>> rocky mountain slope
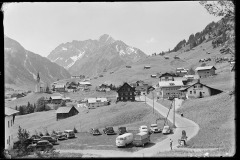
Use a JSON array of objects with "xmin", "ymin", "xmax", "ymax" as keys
[
  {"xmin": 4, "ymin": 35, "xmax": 71, "ymax": 90},
  {"xmin": 47, "ymin": 34, "xmax": 147, "ymax": 76},
  {"xmin": 171, "ymin": 16, "xmax": 235, "ymax": 53}
]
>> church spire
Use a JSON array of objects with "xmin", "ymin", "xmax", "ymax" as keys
[{"xmin": 37, "ymin": 72, "xmax": 40, "ymax": 83}]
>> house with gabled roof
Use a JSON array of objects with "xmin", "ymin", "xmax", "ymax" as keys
[
  {"xmin": 159, "ymin": 72, "xmax": 177, "ymax": 81},
  {"xmin": 87, "ymin": 97, "xmax": 109, "ymax": 109},
  {"xmin": 49, "ymin": 96, "xmax": 63, "ymax": 104},
  {"xmin": 195, "ymin": 66, "xmax": 216, "ymax": 78},
  {"xmin": 56, "ymin": 105, "xmax": 79, "ymax": 121},
  {"xmin": 179, "ymin": 80, "xmax": 222, "ymax": 99},
  {"xmin": 5, "ymin": 107, "xmax": 19, "ymax": 149},
  {"xmin": 117, "ymin": 82, "xmax": 135, "ymax": 101},
  {"xmin": 155, "ymin": 81, "xmax": 184, "ymax": 98}
]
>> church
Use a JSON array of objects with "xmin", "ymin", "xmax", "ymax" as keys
[{"xmin": 35, "ymin": 72, "xmax": 47, "ymax": 93}]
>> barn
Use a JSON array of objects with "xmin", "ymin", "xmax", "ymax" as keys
[{"xmin": 56, "ymin": 106, "xmax": 79, "ymax": 121}]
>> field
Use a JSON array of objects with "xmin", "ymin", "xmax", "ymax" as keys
[{"xmin": 13, "ymin": 101, "xmax": 171, "ymax": 143}]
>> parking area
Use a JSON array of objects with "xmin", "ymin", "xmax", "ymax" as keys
[{"xmin": 54, "ymin": 130, "xmax": 167, "ymax": 152}]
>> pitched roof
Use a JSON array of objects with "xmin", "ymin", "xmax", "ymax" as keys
[
  {"xmin": 159, "ymin": 72, "xmax": 177, "ymax": 78},
  {"xmin": 56, "ymin": 106, "xmax": 78, "ymax": 113},
  {"xmin": 117, "ymin": 82, "xmax": 135, "ymax": 92},
  {"xmin": 5, "ymin": 107, "xmax": 19, "ymax": 116},
  {"xmin": 195, "ymin": 66, "xmax": 216, "ymax": 71},
  {"xmin": 158, "ymin": 81, "xmax": 183, "ymax": 87},
  {"xmin": 50, "ymin": 96, "xmax": 63, "ymax": 100},
  {"xmin": 180, "ymin": 81, "xmax": 222, "ymax": 92}
]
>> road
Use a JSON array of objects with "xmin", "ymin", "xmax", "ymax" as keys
[{"xmin": 56, "ymin": 96, "xmax": 200, "ymax": 157}]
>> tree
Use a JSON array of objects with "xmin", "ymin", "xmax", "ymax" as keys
[
  {"xmin": 46, "ymin": 85, "xmax": 50, "ymax": 93},
  {"xmin": 73, "ymin": 126, "xmax": 78, "ymax": 133},
  {"xmin": 19, "ymin": 106, "xmax": 25, "ymax": 115},
  {"xmin": 35, "ymin": 97, "xmax": 45, "ymax": 112},
  {"xmin": 16, "ymin": 126, "xmax": 30, "ymax": 156},
  {"xmin": 15, "ymin": 105, "xmax": 18, "ymax": 111},
  {"xmin": 201, "ymin": 63, "xmax": 207, "ymax": 67},
  {"xmin": 188, "ymin": 68, "xmax": 195, "ymax": 75},
  {"xmin": 60, "ymin": 100, "xmax": 66, "ymax": 106},
  {"xmin": 199, "ymin": 1, "xmax": 234, "ymax": 18}
]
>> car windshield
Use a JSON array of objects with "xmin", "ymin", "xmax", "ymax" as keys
[
  {"xmin": 142, "ymin": 127, "xmax": 147, "ymax": 129},
  {"xmin": 163, "ymin": 126, "xmax": 169, "ymax": 129},
  {"xmin": 151, "ymin": 125, "xmax": 157, "ymax": 127},
  {"xmin": 134, "ymin": 135, "xmax": 142, "ymax": 140}
]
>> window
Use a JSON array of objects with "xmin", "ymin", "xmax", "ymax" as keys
[
  {"xmin": 194, "ymin": 90, "xmax": 196, "ymax": 94},
  {"xmin": 190, "ymin": 91, "xmax": 192, "ymax": 94},
  {"xmin": 194, "ymin": 85, "xmax": 196, "ymax": 88},
  {"xmin": 8, "ymin": 121, "xmax": 9, "ymax": 128}
]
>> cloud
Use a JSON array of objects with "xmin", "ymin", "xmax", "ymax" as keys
[{"xmin": 146, "ymin": 37, "xmax": 157, "ymax": 44}]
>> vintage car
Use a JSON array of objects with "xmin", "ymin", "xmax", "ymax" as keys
[
  {"xmin": 103, "ymin": 127, "xmax": 116, "ymax": 135},
  {"xmin": 27, "ymin": 140, "xmax": 53, "ymax": 151},
  {"xmin": 55, "ymin": 131, "xmax": 68, "ymax": 140},
  {"xmin": 40, "ymin": 136, "xmax": 58, "ymax": 145},
  {"xmin": 118, "ymin": 127, "xmax": 127, "ymax": 135},
  {"xmin": 90, "ymin": 128, "xmax": 102, "ymax": 136},
  {"xmin": 150, "ymin": 124, "xmax": 162, "ymax": 133},
  {"xmin": 64, "ymin": 130, "xmax": 76, "ymax": 138},
  {"xmin": 139, "ymin": 125, "xmax": 148, "ymax": 133},
  {"xmin": 162, "ymin": 125, "xmax": 173, "ymax": 134}
]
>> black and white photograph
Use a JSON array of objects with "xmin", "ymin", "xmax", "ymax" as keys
[{"xmin": 3, "ymin": 1, "xmax": 235, "ymax": 158}]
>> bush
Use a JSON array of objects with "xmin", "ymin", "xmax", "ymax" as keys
[{"xmin": 39, "ymin": 132, "xmax": 43, "ymax": 137}]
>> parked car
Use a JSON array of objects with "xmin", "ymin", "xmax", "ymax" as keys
[
  {"xmin": 150, "ymin": 124, "xmax": 162, "ymax": 133},
  {"xmin": 29, "ymin": 135, "xmax": 42, "ymax": 143},
  {"xmin": 64, "ymin": 130, "xmax": 75, "ymax": 138},
  {"xmin": 90, "ymin": 128, "xmax": 102, "ymax": 136},
  {"xmin": 103, "ymin": 127, "xmax": 116, "ymax": 135},
  {"xmin": 162, "ymin": 125, "xmax": 173, "ymax": 134},
  {"xmin": 118, "ymin": 127, "xmax": 127, "ymax": 135},
  {"xmin": 40, "ymin": 136, "xmax": 58, "ymax": 145},
  {"xmin": 139, "ymin": 125, "xmax": 148, "ymax": 133},
  {"xmin": 55, "ymin": 131, "xmax": 68, "ymax": 140},
  {"xmin": 27, "ymin": 140, "xmax": 53, "ymax": 151},
  {"xmin": 116, "ymin": 133, "xmax": 133, "ymax": 147},
  {"xmin": 133, "ymin": 132, "xmax": 150, "ymax": 147}
]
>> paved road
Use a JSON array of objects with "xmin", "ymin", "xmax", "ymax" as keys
[{"xmin": 57, "ymin": 96, "xmax": 199, "ymax": 157}]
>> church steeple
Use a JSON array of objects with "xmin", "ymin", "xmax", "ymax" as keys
[{"xmin": 37, "ymin": 72, "xmax": 40, "ymax": 83}]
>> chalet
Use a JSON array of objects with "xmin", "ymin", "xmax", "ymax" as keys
[
  {"xmin": 87, "ymin": 98, "xmax": 109, "ymax": 109},
  {"xmin": 98, "ymin": 84, "xmax": 111, "ymax": 92},
  {"xmin": 184, "ymin": 75, "xmax": 200, "ymax": 82},
  {"xmin": 54, "ymin": 84, "xmax": 66, "ymax": 92},
  {"xmin": 117, "ymin": 83, "xmax": 135, "ymax": 101},
  {"xmin": 159, "ymin": 72, "xmax": 177, "ymax": 81},
  {"xmin": 5, "ymin": 107, "xmax": 19, "ymax": 150},
  {"xmin": 155, "ymin": 81, "xmax": 184, "ymax": 99},
  {"xmin": 56, "ymin": 106, "xmax": 79, "ymax": 121},
  {"xmin": 144, "ymin": 66, "xmax": 151, "ymax": 69},
  {"xmin": 62, "ymin": 97, "xmax": 71, "ymax": 102},
  {"xmin": 179, "ymin": 80, "xmax": 222, "ymax": 99},
  {"xmin": 195, "ymin": 66, "xmax": 216, "ymax": 78},
  {"xmin": 49, "ymin": 96, "xmax": 63, "ymax": 104},
  {"xmin": 135, "ymin": 84, "xmax": 154, "ymax": 96},
  {"xmin": 176, "ymin": 68, "xmax": 188, "ymax": 77}
]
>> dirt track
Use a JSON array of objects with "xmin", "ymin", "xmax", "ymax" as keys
[{"xmin": 56, "ymin": 96, "xmax": 200, "ymax": 157}]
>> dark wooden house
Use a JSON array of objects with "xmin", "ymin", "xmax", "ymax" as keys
[
  {"xmin": 117, "ymin": 83, "xmax": 135, "ymax": 101},
  {"xmin": 56, "ymin": 106, "xmax": 79, "ymax": 121},
  {"xmin": 49, "ymin": 96, "xmax": 63, "ymax": 104}
]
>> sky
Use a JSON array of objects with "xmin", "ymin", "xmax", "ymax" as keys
[{"xmin": 3, "ymin": 2, "xmax": 223, "ymax": 57}]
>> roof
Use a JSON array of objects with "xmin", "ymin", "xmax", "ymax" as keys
[
  {"xmin": 79, "ymin": 82, "xmax": 91, "ymax": 85},
  {"xmin": 180, "ymin": 81, "xmax": 222, "ymax": 92},
  {"xmin": 195, "ymin": 66, "xmax": 216, "ymax": 71},
  {"xmin": 50, "ymin": 96, "xmax": 63, "ymax": 100},
  {"xmin": 54, "ymin": 84, "xmax": 65, "ymax": 88},
  {"xmin": 56, "ymin": 106, "xmax": 78, "ymax": 113},
  {"xmin": 158, "ymin": 81, "xmax": 183, "ymax": 87},
  {"xmin": 5, "ymin": 107, "xmax": 19, "ymax": 116},
  {"xmin": 159, "ymin": 72, "xmax": 177, "ymax": 78},
  {"xmin": 87, "ymin": 98, "xmax": 108, "ymax": 103},
  {"xmin": 117, "ymin": 82, "xmax": 135, "ymax": 93}
]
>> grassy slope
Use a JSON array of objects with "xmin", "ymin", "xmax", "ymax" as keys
[{"xmin": 13, "ymin": 101, "xmax": 171, "ymax": 141}]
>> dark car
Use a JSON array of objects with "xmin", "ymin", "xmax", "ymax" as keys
[
  {"xmin": 55, "ymin": 131, "xmax": 68, "ymax": 140},
  {"xmin": 27, "ymin": 140, "xmax": 53, "ymax": 151},
  {"xmin": 29, "ymin": 135, "xmax": 42, "ymax": 143},
  {"xmin": 90, "ymin": 128, "xmax": 101, "ymax": 136},
  {"xmin": 103, "ymin": 127, "xmax": 116, "ymax": 135},
  {"xmin": 118, "ymin": 127, "xmax": 127, "ymax": 135},
  {"xmin": 40, "ymin": 136, "xmax": 58, "ymax": 145}
]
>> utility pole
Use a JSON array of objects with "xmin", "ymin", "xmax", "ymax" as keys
[
  {"xmin": 152, "ymin": 91, "xmax": 154, "ymax": 114},
  {"xmin": 173, "ymin": 97, "xmax": 176, "ymax": 128}
]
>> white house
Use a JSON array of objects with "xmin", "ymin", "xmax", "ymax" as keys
[
  {"xmin": 180, "ymin": 80, "xmax": 222, "ymax": 99},
  {"xmin": 155, "ymin": 81, "xmax": 184, "ymax": 98},
  {"xmin": 87, "ymin": 98, "xmax": 109, "ymax": 109},
  {"xmin": 5, "ymin": 107, "xmax": 19, "ymax": 150}
]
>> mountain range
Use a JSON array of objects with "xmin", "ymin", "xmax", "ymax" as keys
[
  {"xmin": 47, "ymin": 34, "xmax": 147, "ymax": 76},
  {"xmin": 4, "ymin": 35, "xmax": 71, "ymax": 90}
]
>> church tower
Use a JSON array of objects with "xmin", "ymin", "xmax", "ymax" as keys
[{"xmin": 35, "ymin": 72, "xmax": 41, "ymax": 92}]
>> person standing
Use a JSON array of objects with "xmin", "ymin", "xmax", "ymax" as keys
[{"xmin": 170, "ymin": 139, "xmax": 173, "ymax": 150}]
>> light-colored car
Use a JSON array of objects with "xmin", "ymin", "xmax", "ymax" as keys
[
  {"xmin": 139, "ymin": 125, "xmax": 148, "ymax": 133},
  {"xmin": 116, "ymin": 133, "xmax": 133, "ymax": 147},
  {"xmin": 150, "ymin": 124, "xmax": 162, "ymax": 133},
  {"xmin": 162, "ymin": 125, "xmax": 172, "ymax": 134},
  {"xmin": 64, "ymin": 130, "xmax": 75, "ymax": 138}
]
